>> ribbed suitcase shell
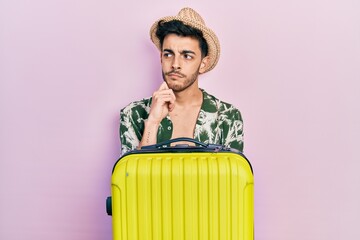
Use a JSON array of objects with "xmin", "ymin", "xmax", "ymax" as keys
[{"xmin": 111, "ymin": 150, "xmax": 253, "ymax": 240}]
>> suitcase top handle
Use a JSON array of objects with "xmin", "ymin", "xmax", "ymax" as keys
[
  {"xmin": 116, "ymin": 137, "xmax": 251, "ymax": 173},
  {"xmin": 141, "ymin": 137, "xmax": 209, "ymax": 150}
]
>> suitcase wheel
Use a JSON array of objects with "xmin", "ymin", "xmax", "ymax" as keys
[{"xmin": 106, "ymin": 196, "xmax": 112, "ymax": 216}]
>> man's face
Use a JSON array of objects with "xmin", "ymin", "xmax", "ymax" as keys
[{"xmin": 161, "ymin": 34, "xmax": 208, "ymax": 92}]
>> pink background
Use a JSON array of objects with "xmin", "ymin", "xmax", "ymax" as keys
[{"xmin": 1, "ymin": 0, "xmax": 360, "ymax": 239}]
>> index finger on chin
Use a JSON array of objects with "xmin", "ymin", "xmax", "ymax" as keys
[{"xmin": 159, "ymin": 81, "xmax": 169, "ymax": 90}]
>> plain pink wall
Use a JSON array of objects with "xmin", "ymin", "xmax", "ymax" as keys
[{"xmin": 1, "ymin": 0, "xmax": 360, "ymax": 239}]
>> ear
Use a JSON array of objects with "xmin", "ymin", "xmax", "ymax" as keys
[
  {"xmin": 198, "ymin": 56, "xmax": 210, "ymax": 74},
  {"xmin": 160, "ymin": 52, "xmax": 163, "ymax": 63}
]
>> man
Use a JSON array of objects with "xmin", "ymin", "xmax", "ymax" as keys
[{"xmin": 120, "ymin": 7, "xmax": 244, "ymax": 154}]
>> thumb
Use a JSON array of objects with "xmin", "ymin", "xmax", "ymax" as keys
[{"xmin": 168, "ymin": 102, "xmax": 175, "ymax": 112}]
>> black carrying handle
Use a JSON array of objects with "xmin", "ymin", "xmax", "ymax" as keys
[{"xmin": 141, "ymin": 137, "xmax": 208, "ymax": 149}]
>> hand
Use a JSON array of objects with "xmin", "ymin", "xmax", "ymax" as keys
[{"xmin": 148, "ymin": 82, "xmax": 176, "ymax": 124}]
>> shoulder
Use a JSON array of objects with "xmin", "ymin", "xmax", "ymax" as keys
[
  {"xmin": 120, "ymin": 97, "xmax": 152, "ymax": 115},
  {"xmin": 201, "ymin": 89, "xmax": 242, "ymax": 118}
]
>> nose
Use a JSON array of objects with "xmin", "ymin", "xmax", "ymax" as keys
[{"xmin": 171, "ymin": 56, "xmax": 181, "ymax": 70}]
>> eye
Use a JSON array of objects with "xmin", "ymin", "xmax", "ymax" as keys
[
  {"xmin": 183, "ymin": 54, "xmax": 193, "ymax": 60},
  {"xmin": 163, "ymin": 52, "xmax": 173, "ymax": 58}
]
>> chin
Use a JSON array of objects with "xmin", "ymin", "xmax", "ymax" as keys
[
  {"xmin": 164, "ymin": 78, "xmax": 178, "ymax": 89},
  {"xmin": 167, "ymin": 83, "xmax": 181, "ymax": 92}
]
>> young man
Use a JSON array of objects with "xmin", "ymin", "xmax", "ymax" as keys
[{"xmin": 120, "ymin": 7, "xmax": 244, "ymax": 154}]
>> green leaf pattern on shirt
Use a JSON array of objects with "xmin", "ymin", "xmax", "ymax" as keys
[{"xmin": 120, "ymin": 89, "xmax": 243, "ymax": 154}]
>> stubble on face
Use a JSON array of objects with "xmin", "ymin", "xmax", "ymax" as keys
[{"xmin": 162, "ymin": 65, "xmax": 200, "ymax": 92}]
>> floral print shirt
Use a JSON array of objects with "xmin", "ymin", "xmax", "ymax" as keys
[{"xmin": 120, "ymin": 89, "xmax": 244, "ymax": 154}]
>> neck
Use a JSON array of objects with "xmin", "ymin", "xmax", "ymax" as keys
[{"xmin": 174, "ymin": 81, "xmax": 202, "ymax": 106}]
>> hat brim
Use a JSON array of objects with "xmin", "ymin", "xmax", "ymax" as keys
[{"xmin": 150, "ymin": 16, "xmax": 220, "ymax": 73}]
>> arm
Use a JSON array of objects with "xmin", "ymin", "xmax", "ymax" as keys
[
  {"xmin": 120, "ymin": 82, "xmax": 176, "ymax": 154},
  {"xmin": 138, "ymin": 82, "xmax": 176, "ymax": 148},
  {"xmin": 120, "ymin": 107, "xmax": 141, "ymax": 155},
  {"xmin": 223, "ymin": 108, "xmax": 244, "ymax": 152},
  {"xmin": 138, "ymin": 119, "xmax": 160, "ymax": 148}
]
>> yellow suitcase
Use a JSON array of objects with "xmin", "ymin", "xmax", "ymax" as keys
[{"xmin": 107, "ymin": 138, "xmax": 254, "ymax": 240}]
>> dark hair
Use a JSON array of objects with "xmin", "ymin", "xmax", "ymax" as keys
[{"xmin": 156, "ymin": 20, "xmax": 208, "ymax": 58}]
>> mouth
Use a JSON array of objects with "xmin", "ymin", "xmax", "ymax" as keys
[
  {"xmin": 166, "ymin": 71, "xmax": 185, "ymax": 78},
  {"xmin": 168, "ymin": 74, "xmax": 182, "ymax": 78}
]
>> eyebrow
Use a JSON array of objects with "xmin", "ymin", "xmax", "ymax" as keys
[
  {"xmin": 163, "ymin": 49, "xmax": 174, "ymax": 54},
  {"xmin": 163, "ymin": 49, "xmax": 196, "ymax": 55},
  {"xmin": 181, "ymin": 50, "xmax": 196, "ymax": 55}
]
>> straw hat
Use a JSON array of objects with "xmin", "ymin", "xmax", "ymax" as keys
[{"xmin": 150, "ymin": 7, "xmax": 220, "ymax": 73}]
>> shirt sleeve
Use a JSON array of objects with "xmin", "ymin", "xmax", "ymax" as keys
[
  {"xmin": 119, "ymin": 108, "xmax": 141, "ymax": 155},
  {"xmin": 222, "ymin": 108, "xmax": 244, "ymax": 152}
]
